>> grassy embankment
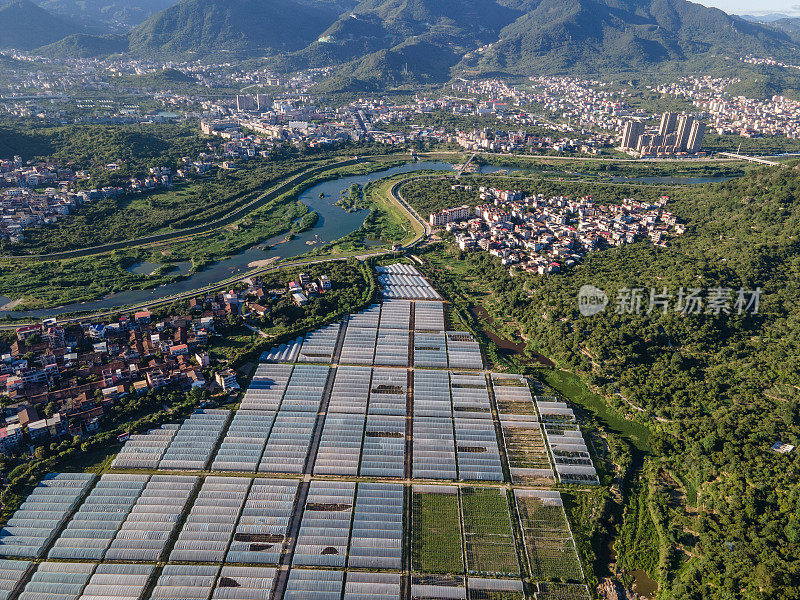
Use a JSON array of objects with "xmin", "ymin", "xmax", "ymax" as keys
[{"xmin": 0, "ymin": 158, "xmax": 405, "ymax": 310}]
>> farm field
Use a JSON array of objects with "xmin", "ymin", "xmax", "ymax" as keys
[
  {"xmin": 412, "ymin": 487, "xmax": 464, "ymax": 574},
  {"xmin": 461, "ymin": 487, "xmax": 520, "ymax": 577}
]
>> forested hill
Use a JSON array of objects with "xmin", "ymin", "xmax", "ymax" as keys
[
  {"xmin": 22, "ymin": 0, "xmax": 800, "ymax": 89},
  {"xmin": 0, "ymin": 0, "xmax": 79, "ymax": 50},
  {"xmin": 282, "ymin": 0, "xmax": 800, "ymax": 88},
  {"xmin": 127, "ymin": 0, "xmax": 344, "ymax": 59},
  {"xmin": 464, "ymin": 0, "xmax": 800, "ymax": 75},
  {"xmin": 771, "ymin": 17, "xmax": 800, "ymax": 43},
  {"xmin": 35, "ymin": 0, "xmax": 178, "ymax": 30},
  {"xmin": 413, "ymin": 165, "xmax": 800, "ymax": 597},
  {"xmin": 527, "ymin": 167, "xmax": 800, "ymax": 597}
]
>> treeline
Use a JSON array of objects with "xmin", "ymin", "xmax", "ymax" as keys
[{"xmin": 0, "ymin": 121, "xmax": 205, "ymax": 181}]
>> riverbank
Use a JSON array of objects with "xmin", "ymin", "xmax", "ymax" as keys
[{"xmin": 0, "ymin": 160, "xmax": 453, "ymax": 319}]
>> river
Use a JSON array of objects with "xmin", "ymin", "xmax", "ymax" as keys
[{"xmin": 1, "ymin": 161, "xmax": 457, "ymax": 320}]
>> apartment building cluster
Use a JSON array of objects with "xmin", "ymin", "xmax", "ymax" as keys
[
  {"xmin": 452, "ymin": 127, "xmax": 610, "ymax": 155},
  {"xmin": 619, "ymin": 112, "xmax": 706, "ymax": 157},
  {"xmin": 451, "ymin": 76, "xmax": 633, "ymax": 134},
  {"xmin": 696, "ymin": 94, "xmax": 800, "ymax": 139},
  {"xmin": 653, "ymin": 75, "xmax": 800, "ymax": 139},
  {"xmin": 212, "ymin": 85, "xmax": 614, "ymax": 156},
  {"xmin": 200, "ymin": 92, "xmax": 381, "ymax": 150},
  {"xmin": 526, "ymin": 76, "xmax": 632, "ymax": 132},
  {"xmin": 740, "ymin": 55, "xmax": 800, "ymax": 70},
  {"xmin": 437, "ymin": 187, "xmax": 684, "ymax": 274},
  {"xmin": 0, "ymin": 159, "xmax": 111, "ymax": 243}
]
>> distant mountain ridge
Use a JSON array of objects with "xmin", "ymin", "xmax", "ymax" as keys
[
  {"xmin": 740, "ymin": 13, "xmax": 796, "ymax": 23},
  {"xmin": 1, "ymin": 0, "xmax": 798, "ymax": 92},
  {"xmin": 769, "ymin": 18, "xmax": 800, "ymax": 43},
  {"xmin": 299, "ymin": 0, "xmax": 800, "ymax": 89},
  {"xmin": 35, "ymin": 0, "xmax": 179, "ymax": 31},
  {"xmin": 127, "ymin": 0, "xmax": 345, "ymax": 58},
  {"xmin": 462, "ymin": 0, "xmax": 799, "ymax": 75},
  {"xmin": 0, "ymin": 0, "xmax": 79, "ymax": 50}
]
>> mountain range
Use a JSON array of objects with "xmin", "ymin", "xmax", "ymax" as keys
[
  {"xmin": 0, "ymin": 0, "xmax": 78, "ymax": 50},
  {"xmin": 128, "ymin": 0, "xmax": 345, "ymax": 58},
  {"xmin": 35, "ymin": 0, "xmax": 178, "ymax": 31},
  {"xmin": 3, "ymin": 0, "xmax": 800, "ymax": 90},
  {"xmin": 741, "ymin": 13, "xmax": 796, "ymax": 23},
  {"xmin": 768, "ymin": 18, "xmax": 800, "ymax": 43}
]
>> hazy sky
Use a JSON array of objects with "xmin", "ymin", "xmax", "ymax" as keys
[{"xmin": 694, "ymin": 1, "xmax": 800, "ymax": 16}]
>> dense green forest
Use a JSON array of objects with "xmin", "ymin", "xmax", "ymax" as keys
[
  {"xmin": 412, "ymin": 165, "xmax": 800, "ymax": 599},
  {"xmin": 0, "ymin": 122, "xmax": 206, "ymax": 177}
]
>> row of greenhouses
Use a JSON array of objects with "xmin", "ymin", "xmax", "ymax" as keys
[
  {"xmin": 16, "ymin": 562, "xmax": 154, "ymax": 600},
  {"xmin": 3, "ymin": 559, "xmax": 549, "ymax": 600},
  {"xmin": 0, "ymin": 473, "xmax": 94, "ymax": 558},
  {"xmin": 377, "ymin": 265, "xmax": 443, "ymax": 300},
  {"xmin": 536, "ymin": 401, "xmax": 599, "ymax": 486},
  {"xmin": 112, "ymin": 410, "xmax": 229, "ymax": 471},
  {"xmin": 0, "ymin": 476, "xmax": 586, "ymax": 597}
]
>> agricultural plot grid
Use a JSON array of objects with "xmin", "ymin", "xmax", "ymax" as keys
[{"xmin": 0, "ymin": 264, "xmax": 600, "ymax": 600}]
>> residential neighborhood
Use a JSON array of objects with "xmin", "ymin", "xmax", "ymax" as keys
[
  {"xmin": 433, "ymin": 186, "xmax": 684, "ymax": 274},
  {"xmin": 0, "ymin": 269, "xmax": 334, "ymax": 455}
]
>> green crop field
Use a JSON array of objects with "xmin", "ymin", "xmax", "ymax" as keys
[
  {"xmin": 461, "ymin": 487, "xmax": 520, "ymax": 577},
  {"xmin": 535, "ymin": 582, "xmax": 591, "ymax": 600},
  {"xmin": 412, "ymin": 490, "xmax": 464, "ymax": 574},
  {"xmin": 515, "ymin": 493, "xmax": 584, "ymax": 581},
  {"xmin": 469, "ymin": 591, "xmax": 526, "ymax": 600}
]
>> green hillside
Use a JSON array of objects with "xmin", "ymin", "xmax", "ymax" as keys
[
  {"xmin": 36, "ymin": 0, "xmax": 178, "ymax": 30},
  {"xmin": 5, "ymin": 0, "xmax": 800, "ymax": 92},
  {"xmin": 0, "ymin": 0, "xmax": 79, "ymax": 50},
  {"xmin": 463, "ymin": 0, "xmax": 800, "ymax": 75},
  {"xmin": 300, "ymin": 0, "xmax": 800, "ymax": 90},
  {"xmin": 282, "ymin": 0, "xmax": 520, "ymax": 71},
  {"xmin": 128, "ymin": 0, "xmax": 342, "ymax": 59},
  {"xmin": 771, "ymin": 17, "xmax": 800, "ymax": 43},
  {"xmin": 36, "ymin": 33, "xmax": 129, "ymax": 58}
]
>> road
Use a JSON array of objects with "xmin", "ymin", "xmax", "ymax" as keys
[
  {"xmin": 456, "ymin": 151, "xmax": 478, "ymax": 179},
  {"xmin": 3, "ymin": 155, "xmax": 394, "ymax": 261},
  {"xmin": 423, "ymin": 149, "xmax": 750, "ymax": 164},
  {"xmin": 718, "ymin": 152, "xmax": 783, "ymax": 167},
  {"xmin": 242, "ymin": 322, "xmax": 271, "ymax": 340},
  {"xmin": 0, "ymin": 172, "xmax": 432, "ymax": 327},
  {"xmin": 0, "ymin": 148, "xmax": 750, "ymax": 326}
]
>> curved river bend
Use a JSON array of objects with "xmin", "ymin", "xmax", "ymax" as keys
[
  {"xmin": 1, "ymin": 161, "xmax": 732, "ymax": 321},
  {"xmin": 1, "ymin": 161, "xmax": 457, "ymax": 320}
]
